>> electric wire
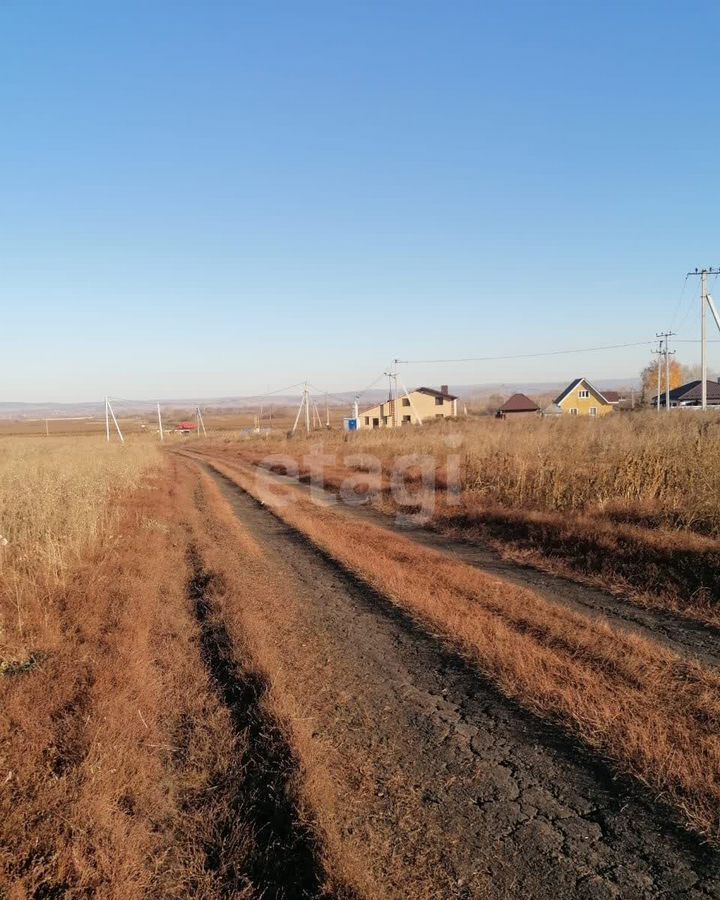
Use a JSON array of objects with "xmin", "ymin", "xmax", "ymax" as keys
[
  {"xmin": 669, "ymin": 273, "xmax": 691, "ymax": 332},
  {"xmin": 395, "ymin": 340, "xmax": 656, "ymax": 366}
]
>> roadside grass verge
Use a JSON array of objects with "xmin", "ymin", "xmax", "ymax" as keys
[
  {"xmin": 191, "ymin": 413, "xmax": 720, "ymax": 627},
  {"xmin": 0, "ymin": 435, "xmax": 160, "ymax": 660},
  {"xmin": 205, "ymin": 456, "xmax": 720, "ymax": 845},
  {"xmin": 0, "ymin": 442, "xmax": 334, "ymax": 897}
]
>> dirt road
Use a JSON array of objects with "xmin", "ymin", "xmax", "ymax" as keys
[
  {"xmin": 185, "ymin": 456, "xmax": 720, "ymax": 898},
  {"xmin": 189, "ymin": 448, "xmax": 720, "ymax": 667}
]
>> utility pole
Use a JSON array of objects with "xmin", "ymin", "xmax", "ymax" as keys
[
  {"xmin": 686, "ymin": 268, "xmax": 720, "ymax": 410},
  {"xmin": 292, "ymin": 383, "xmax": 312, "ymax": 435},
  {"xmin": 157, "ymin": 403, "xmax": 164, "ymax": 441},
  {"xmin": 653, "ymin": 339, "xmax": 663, "ymax": 412},
  {"xmin": 385, "ymin": 361, "xmax": 401, "ymax": 427},
  {"xmin": 105, "ymin": 398, "xmax": 124, "ymax": 443},
  {"xmin": 656, "ymin": 331, "xmax": 675, "ymax": 412},
  {"xmin": 384, "ymin": 368, "xmax": 393, "ymax": 427},
  {"xmin": 195, "ymin": 407, "xmax": 207, "ymax": 437},
  {"xmin": 665, "ymin": 338, "xmax": 675, "ymax": 412},
  {"xmin": 702, "ymin": 270, "xmax": 707, "ymax": 410}
]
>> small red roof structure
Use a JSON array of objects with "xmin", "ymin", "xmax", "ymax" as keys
[
  {"xmin": 497, "ymin": 393, "xmax": 540, "ymax": 415},
  {"xmin": 176, "ymin": 421, "xmax": 197, "ymax": 431}
]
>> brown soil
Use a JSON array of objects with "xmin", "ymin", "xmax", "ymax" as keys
[
  {"xmin": 187, "ymin": 448, "xmax": 720, "ymax": 667},
  {"xmin": 0, "ymin": 464, "xmax": 337, "ymax": 899},
  {"xmin": 6, "ymin": 447, "xmax": 720, "ymax": 897},
  {"xmin": 194, "ymin": 443, "xmax": 720, "ymax": 629},
  {"xmin": 179, "ymin": 454, "xmax": 720, "ymax": 897}
]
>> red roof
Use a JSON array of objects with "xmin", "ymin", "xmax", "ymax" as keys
[
  {"xmin": 499, "ymin": 393, "xmax": 539, "ymax": 413},
  {"xmin": 176, "ymin": 421, "xmax": 197, "ymax": 429}
]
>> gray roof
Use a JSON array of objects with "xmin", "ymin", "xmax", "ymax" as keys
[
  {"xmin": 554, "ymin": 377, "xmax": 611, "ymax": 406},
  {"xmin": 416, "ymin": 386, "xmax": 458, "ymax": 400},
  {"xmin": 654, "ymin": 380, "xmax": 720, "ymax": 404}
]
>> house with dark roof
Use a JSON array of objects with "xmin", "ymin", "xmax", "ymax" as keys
[
  {"xmin": 359, "ymin": 385, "xmax": 458, "ymax": 428},
  {"xmin": 496, "ymin": 393, "xmax": 540, "ymax": 418},
  {"xmin": 652, "ymin": 379, "xmax": 720, "ymax": 408},
  {"xmin": 554, "ymin": 378, "xmax": 615, "ymax": 417},
  {"xmin": 601, "ymin": 390, "xmax": 624, "ymax": 404}
]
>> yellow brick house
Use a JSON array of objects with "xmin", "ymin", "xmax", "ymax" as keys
[
  {"xmin": 359, "ymin": 385, "xmax": 458, "ymax": 428},
  {"xmin": 553, "ymin": 378, "xmax": 616, "ymax": 417}
]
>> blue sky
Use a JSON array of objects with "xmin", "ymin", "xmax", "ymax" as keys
[{"xmin": 2, "ymin": 1, "xmax": 719, "ymax": 401}]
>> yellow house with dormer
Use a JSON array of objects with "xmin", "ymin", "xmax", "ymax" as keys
[{"xmin": 554, "ymin": 378, "xmax": 615, "ymax": 417}]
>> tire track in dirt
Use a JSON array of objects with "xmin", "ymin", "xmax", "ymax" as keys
[
  {"xmin": 200, "ymin": 462, "xmax": 720, "ymax": 898},
  {"xmin": 188, "ymin": 451, "xmax": 720, "ymax": 667},
  {"xmin": 185, "ymin": 542, "xmax": 333, "ymax": 899}
]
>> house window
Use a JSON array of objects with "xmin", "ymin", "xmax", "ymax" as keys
[
  {"xmin": 402, "ymin": 398, "xmax": 410, "ymax": 407},
  {"xmin": 569, "ymin": 408, "xmax": 578, "ymax": 416},
  {"xmin": 364, "ymin": 417, "xmax": 370, "ymax": 426},
  {"xmin": 402, "ymin": 415, "xmax": 411, "ymax": 423},
  {"xmin": 578, "ymin": 389, "xmax": 589, "ymax": 399},
  {"xmin": 589, "ymin": 407, "xmax": 597, "ymax": 417},
  {"xmin": 435, "ymin": 396, "xmax": 443, "ymax": 406},
  {"xmin": 372, "ymin": 418, "xmax": 379, "ymax": 427}
]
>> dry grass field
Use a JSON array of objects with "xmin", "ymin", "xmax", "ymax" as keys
[
  {"xmin": 200, "ymin": 412, "xmax": 720, "ymax": 624},
  {"xmin": 207, "ymin": 410, "xmax": 720, "ymax": 531},
  {"xmin": 3, "ymin": 416, "xmax": 720, "ymax": 897},
  {"xmin": 0, "ymin": 436, "xmax": 161, "ymax": 658},
  {"xmin": 0, "ymin": 437, "xmax": 340, "ymax": 897}
]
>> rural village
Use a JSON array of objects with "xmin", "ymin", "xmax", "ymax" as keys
[{"xmin": 3, "ymin": 4, "xmax": 720, "ymax": 900}]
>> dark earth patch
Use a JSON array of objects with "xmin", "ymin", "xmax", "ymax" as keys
[
  {"xmin": 201, "ymin": 452, "xmax": 720, "ymax": 667},
  {"xmin": 204, "ymin": 462, "xmax": 720, "ymax": 899},
  {"xmin": 186, "ymin": 544, "xmax": 335, "ymax": 899}
]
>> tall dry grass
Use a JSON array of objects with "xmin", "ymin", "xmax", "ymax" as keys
[
  {"xmin": 0, "ymin": 435, "xmax": 160, "ymax": 657},
  {"xmin": 206, "ymin": 456, "xmax": 720, "ymax": 843},
  {"xmin": 226, "ymin": 413, "xmax": 720, "ymax": 532},
  {"xmin": 198, "ymin": 413, "xmax": 720, "ymax": 621}
]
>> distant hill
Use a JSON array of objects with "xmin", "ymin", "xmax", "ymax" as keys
[{"xmin": 0, "ymin": 378, "xmax": 641, "ymax": 420}]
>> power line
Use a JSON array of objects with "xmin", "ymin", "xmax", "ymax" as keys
[
  {"xmin": 395, "ymin": 340, "xmax": 656, "ymax": 366},
  {"xmin": 676, "ymin": 272, "xmax": 719, "ymax": 334},
  {"xmin": 354, "ymin": 371, "xmax": 387, "ymax": 398},
  {"xmin": 306, "ymin": 382, "xmax": 356, "ymax": 405},
  {"xmin": 669, "ymin": 273, "xmax": 691, "ymax": 332}
]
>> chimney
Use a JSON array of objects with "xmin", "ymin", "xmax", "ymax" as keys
[{"xmin": 441, "ymin": 384, "xmax": 448, "ymax": 395}]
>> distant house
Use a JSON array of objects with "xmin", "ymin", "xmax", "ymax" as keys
[
  {"xmin": 359, "ymin": 385, "xmax": 458, "ymax": 428},
  {"xmin": 652, "ymin": 379, "xmax": 720, "ymax": 408},
  {"xmin": 601, "ymin": 390, "xmax": 623, "ymax": 405},
  {"xmin": 175, "ymin": 420, "xmax": 197, "ymax": 434},
  {"xmin": 496, "ymin": 393, "xmax": 540, "ymax": 418},
  {"xmin": 542, "ymin": 403, "xmax": 564, "ymax": 417},
  {"xmin": 554, "ymin": 378, "xmax": 615, "ymax": 417}
]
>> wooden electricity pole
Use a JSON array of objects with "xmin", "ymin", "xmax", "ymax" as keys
[{"xmin": 687, "ymin": 268, "xmax": 720, "ymax": 410}]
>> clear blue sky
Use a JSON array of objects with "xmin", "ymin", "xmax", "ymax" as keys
[{"xmin": 2, "ymin": 0, "xmax": 719, "ymax": 402}]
